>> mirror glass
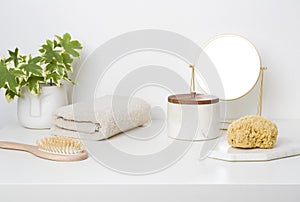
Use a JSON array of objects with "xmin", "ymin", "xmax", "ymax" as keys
[{"xmin": 201, "ymin": 35, "xmax": 261, "ymax": 100}]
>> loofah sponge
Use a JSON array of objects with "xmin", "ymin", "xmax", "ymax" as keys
[{"xmin": 227, "ymin": 115, "xmax": 278, "ymax": 149}]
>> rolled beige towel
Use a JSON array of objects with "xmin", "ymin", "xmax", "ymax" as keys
[{"xmin": 51, "ymin": 95, "xmax": 151, "ymax": 140}]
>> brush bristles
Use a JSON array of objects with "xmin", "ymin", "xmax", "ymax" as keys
[{"xmin": 36, "ymin": 136, "xmax": 85, "ymax": 155}]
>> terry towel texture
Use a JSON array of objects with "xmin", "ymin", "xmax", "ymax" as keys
[{"xmin": 51, "ymin": 95, "xmax": 151, "ymax": 140}]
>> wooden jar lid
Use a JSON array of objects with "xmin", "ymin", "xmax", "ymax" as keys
[{"xmin": 168, "ymin": 93, "xmax": 219, "ymax": 105}]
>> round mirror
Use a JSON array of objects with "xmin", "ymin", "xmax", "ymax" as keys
[{"xmin": 201, "ymin": 34, "xmax": 261, "ymax": 100}]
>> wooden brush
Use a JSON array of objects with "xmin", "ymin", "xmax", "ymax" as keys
[{"xmin": 0, "ymin": 136, "xmax": 88, "ymax": 161}]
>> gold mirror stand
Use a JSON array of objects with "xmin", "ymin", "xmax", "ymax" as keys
[
  {"xmin": 257, "ymin": 67, "xmax": 267, "ymax": 116},
  {"xmin": 189, "ymin": 65, "xmax": 196, "ymax": 98},
  {"xmin": 220, "ymin": 66, "xmax": 267, "ymax": 130},
  {"xmin": 188, "ymin": 65, "xmax": 267, "ymax": 130}
]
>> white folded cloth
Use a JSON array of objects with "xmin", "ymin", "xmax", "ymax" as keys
[{"xmin": 51, "ymin": 95, "xmax": 151, "ymax": 140}]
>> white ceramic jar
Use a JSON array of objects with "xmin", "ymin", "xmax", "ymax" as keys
[
  {"xmin": 167, "ymin": 93, "xmax": 220, "ymax": 141},
  {"xmin": 17, "ymin": 84, "xmax": 68, "ymax": 129}
]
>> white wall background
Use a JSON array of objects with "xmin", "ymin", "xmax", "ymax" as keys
[{"xmin": 0, "ymin": 0, "xmax": 299, "ymax": 127}]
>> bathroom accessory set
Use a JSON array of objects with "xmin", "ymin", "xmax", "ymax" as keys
[{"xmin": 2, "ymin": 31, "xmax": 295, "ymax": 163}]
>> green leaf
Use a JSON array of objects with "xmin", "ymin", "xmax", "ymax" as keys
[
  {"xmin": 65, "ymin": 63, "xmax": 73, "ymax": 72},
  {"xmin": 63, "ymin": 74, "xmax": 76, "ymax": 85},
  {"xmin": 41, "ymin": 40, "xmax": 63, "ymax": 63},
  {"xmin": 56, "ymin": 33, "xmax": 82, "ymax": 57},
  {"xmin": 27, "ymin": 76, "xmax": 44, "ymax": 95},
  {"xmin": 70, "ymin": 40, "xmax": 82, "ymax": 49},
  {"xmin": 8, "ymin": 48, "xmax": 19, "ymax": 67},
  {"xmin": 62, "ymin": 52, "xmax": 73, "ymax": 64},
  {"xmin": 20, "ymin": 56, "xmax": 43, "ymax": 76},
  {"xmin": 57, "ymin": 64, "xmax": 65, "ymax": 75},
  {"xmin": 53, "ymin": 40, "xmax": 61, "ymax": 48},
  {"xmin": 0, "ymin": 60, "xmax": 19, "ymax": 93},
  {"xmin": 20, "ymin": 55, "xmax": 27, "ymax": 63},
  {"xmin": 45, "ymin": 62, "xmax": 57, "ymax": 73},
  {"xmin": 29, "ymin": 56, "xmax": 42, "ymax": 64},
  {"xmin": 61, "ymin": 52, "xmax": 73, "ymax": 72},
  {"xmin": 5, "ymin": 57, "xmax": 13, "ymax": 63},
  {"xmin": 5, "ymin": 89, "xmax": 18, "ymax": 102},
  {"xmin": 45, "ymin": 62, "xmax": 65, "ymax": 75},
  {"xmin": 46, "ymin": 72, "xmax": 62, "ymax": 86},
  {"xmin": 9, "ymin": 68, "xmax": 26, "ymax": 86},
  {"xmin": 19, "ymin": 78, "xmax": 27, "ymax": 87},
  {"xmin": 20, "ymin": 64, "xmax": 42, "ymax": 77}
]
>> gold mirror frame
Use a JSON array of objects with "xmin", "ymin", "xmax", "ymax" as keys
[{"xmin": 200, "ymin": 34, "xmax": 266, "ymax": 116}]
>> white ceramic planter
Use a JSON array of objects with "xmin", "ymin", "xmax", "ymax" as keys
[
  {"xmin": 17, "ymin": 84, "xmax": 68, "ymax": 129},
  {"xmin": 167, "ymin": 94, "xmax": 220, "ymax": 141}
]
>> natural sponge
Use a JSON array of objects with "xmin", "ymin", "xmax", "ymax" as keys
[{"xmin": 227, "ymin": 115, "xmax": 278, "ymax": 149}]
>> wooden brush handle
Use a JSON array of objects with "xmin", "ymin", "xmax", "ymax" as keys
[
  {"xmin": 0, "ymin": 141, "xmax": 88, "ymax": 162},
  {"xmin": 0, "ymin": 141, "xmax": 36, "ymax": 152}
]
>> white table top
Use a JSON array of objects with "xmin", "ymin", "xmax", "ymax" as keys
[{"xmin": 1, "ymin": 119, "xmax": 300, "ymax": 201}]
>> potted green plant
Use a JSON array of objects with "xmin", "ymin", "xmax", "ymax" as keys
[{"xmin": 0, "ymin": 33, "xmax": 82, "ymax": 129}]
